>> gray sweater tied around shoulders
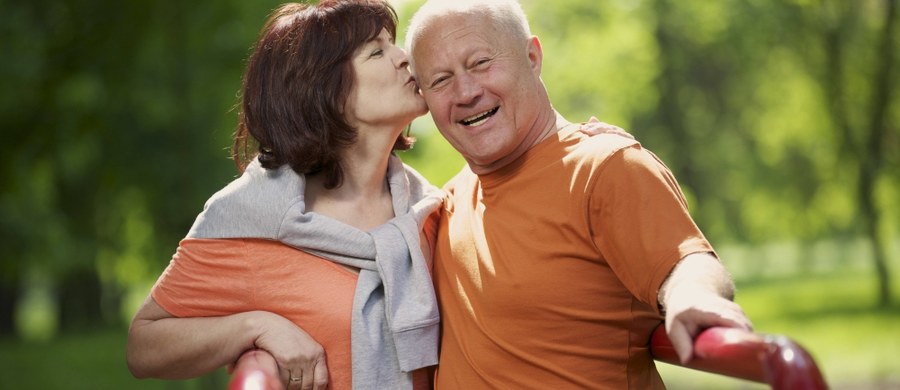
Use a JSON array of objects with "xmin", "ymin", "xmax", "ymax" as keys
[{"xmin": 186, "ymin": 154, "xmax": 444, "ymax": 389}]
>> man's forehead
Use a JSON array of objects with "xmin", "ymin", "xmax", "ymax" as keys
[
  {"xmin": 413, "ymin": 39, "xmax": 490, "ymax": 78},
  {"xmin": 414, "ymin": 16, "xmax": 491, "ymax": 56}
]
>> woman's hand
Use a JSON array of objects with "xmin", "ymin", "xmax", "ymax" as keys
[
  {"xmin": 577, "ymin": 116, "xmax": 634, "ymax": 139},
  {"xmin": 249, "ymin": 312, "xmax": 329, "ymax": 390},
  {"xmin": 126, "ymin": 298, "xmax": 329, "ymax": 390}
]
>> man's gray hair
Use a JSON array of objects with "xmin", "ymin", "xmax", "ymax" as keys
[{"xmin": 405, "ymin": 0, "xmax": 532, "ymax": 53}]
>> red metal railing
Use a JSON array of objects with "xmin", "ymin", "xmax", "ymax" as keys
[
  {"xmin": 650, "ymin": 325, "xmax": 828, "ymax": 390},
  {"xmin": 228, "ymin": 349, "xmax": 282, "ymax": 390},
  {"xmin": 229, "ymin": 325, "xmax": 829, "ymax": 389}
]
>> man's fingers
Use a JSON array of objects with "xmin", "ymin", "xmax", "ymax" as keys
[
  {"xmin": 666, "ymin": 320, "xmax": 696, "ymax": 364},
  {"xmin": 714, "ymin": 312, "xmax": 752, "ymax": 331},
  {"xmin": 709, "ymin": 301, "xmax": 753, "ymax": 331},
  {"xmin": 666, "ymin": 302, "xmax": 754, "ymax": 362}
]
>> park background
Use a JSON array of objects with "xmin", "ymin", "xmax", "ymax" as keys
[{"xmin": 1, "ymin": 0, "xmax": 897, "ymax": 388}]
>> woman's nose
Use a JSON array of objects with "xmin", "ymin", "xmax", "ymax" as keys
[{"xmin": 393, "ymin": 47, "xmax": 410, "ymax": 69}]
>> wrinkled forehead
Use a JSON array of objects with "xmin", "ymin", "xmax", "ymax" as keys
[
  {"xmin": 406, "ymin": 0, "xmax": 529, "ymax": 47},
  {"xmin": 409, "ymin": 11, "xmax": 498, "ymax": 71}
]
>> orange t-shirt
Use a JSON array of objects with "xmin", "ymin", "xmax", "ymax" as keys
[
  {"xmin": 151, "ymin": 237, "xmax": 432, "ymax": 390},
  {"xmin": 432, "ymin": 128, "xmax": 715, "ymax": 389},
  {"xmin": 152, "ymin": 238, "xmax": 357, "ymax": 389}
]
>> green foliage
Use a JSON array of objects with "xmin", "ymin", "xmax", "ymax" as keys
[
  {"xmin": 0, "ymin": 0, "xmax": 897, "ymax": 383},
  {"xmin": 534, "ymin": 0, "xmax": 895, "ymax": 248},
  {"xmin": 0, "ymin": 1, "xmax": 896, "ymax": 389},
  {"xmin": 0, "ymin": 0, "xmax": 287, "ymax": 334},
  {"xmin": 399, "ymin": 115, "xmax": 467, "ymax": 187},
  {"xmin": 660, "ymin": 246, "xmax": 900, "ymax": 388},
  {"xmin": 531, "ymin": 0, "xmax": 661, "ymax": 127}
]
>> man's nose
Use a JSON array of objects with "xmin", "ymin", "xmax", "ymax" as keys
[{"xmin": 453, "ymin": 73, "xmax": 482, "ymax": 105}]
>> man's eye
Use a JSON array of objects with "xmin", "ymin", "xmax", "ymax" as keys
[{"xmin": 430, "ymin": 76, "xmax": 449, "ymax": 89}]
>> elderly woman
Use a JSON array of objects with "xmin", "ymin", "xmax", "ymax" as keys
[{"xmin": 126, "ymin": 1, "xmax": 440, "ymax": 389}]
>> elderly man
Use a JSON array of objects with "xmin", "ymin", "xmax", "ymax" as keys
[{"xmin": 405, "ymin": 0, "xmax": 752, "ymax": 388}]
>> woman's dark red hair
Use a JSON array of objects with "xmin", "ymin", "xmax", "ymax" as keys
[{"xmin": 232, "ymin": 0, "xmax": 411, "ymax": 188}]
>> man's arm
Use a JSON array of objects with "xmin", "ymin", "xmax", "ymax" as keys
[
  {"xmin": 126, "ymin": 296, "xmax": 328, "ymax": 389},
  {"xmin": 658, "ymin": 252, "xmax": 753, "ymax": 363}
]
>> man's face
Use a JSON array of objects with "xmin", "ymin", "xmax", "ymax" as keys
[{"xmin": 412, "ymin": 13, "xmax": 544, "ymax": 174}]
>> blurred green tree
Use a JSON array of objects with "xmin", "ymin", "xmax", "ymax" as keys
[
  {"xmin": 0, "ymin": 0, "xmax": 896, "ymax": 342},
  {"xmin": 813, "ymin": 0, "xmax": 897, "ymax": 306},
  {"xmin": 0, "ymin": 0, "xmax": 286, "ymax": 334},
  {"xmin": 527, "ymin": 0, "xmax": 898, "ymax": 305}
]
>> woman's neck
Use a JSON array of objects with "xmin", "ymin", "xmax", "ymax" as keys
[
  {"xmin": 335, "ymin": 147, "xmax": 392, "ymax": 200},
  {"xmin": 304, "ymin": 124, "xmax": 400, "ymax": 230},
  {"xmin": 336, "ymin": 123, "xmax": 400, "ymax": 197}
]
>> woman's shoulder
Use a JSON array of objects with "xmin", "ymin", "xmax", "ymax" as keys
[{"xmin": 186, "ymin": 160, "xmax": 305, "ymax": 239}]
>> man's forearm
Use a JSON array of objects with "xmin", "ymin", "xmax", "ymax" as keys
[
  {"xmin": 658, "ymin": 252, "xmax": 735, "ymax": 312},
  {"xmin": 656, "ymin": 252, "xmax": 750, "ymax": 363}
]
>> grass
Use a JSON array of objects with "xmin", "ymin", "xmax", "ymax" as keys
[
  {"xmin": 658, "ymin": 268, "xmax": 900, "ymax": 389},
  {"xmin": 0, "ymin": 328, "xmax": 227, "ymax": 390}
]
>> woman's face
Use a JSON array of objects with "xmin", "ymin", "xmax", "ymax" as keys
[{"xmin": 344, "ymin": 28, "xmax": 427, "ymax": 131}]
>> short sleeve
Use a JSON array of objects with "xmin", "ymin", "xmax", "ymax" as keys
[
  {"xmin": 151, "ymin": 238, "xmax": 257, "ymax": 317},
  {"xmin": 588, "ymin": 146, "xmax": 715, "ymax": 310}
]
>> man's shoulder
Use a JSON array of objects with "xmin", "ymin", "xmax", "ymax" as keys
[{"xmin": 563, "ymin": 131, "xmax": 641, "ymax": 168}]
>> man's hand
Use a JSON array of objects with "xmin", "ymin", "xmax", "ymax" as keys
[
  {"xmin": 659, "ymin": 253, "xmax": 752, "ymax": 364},
  {"xmin": 577, "ymin": 116, "xmax": 634, "ymax": 139}
]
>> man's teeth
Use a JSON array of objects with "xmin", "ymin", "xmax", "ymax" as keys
[
  {"xmin": 464, "ymin": 116, "xmax": 490, "ymax": 127},
  {"xmin": 460, "ymin": 107, "xmax": 499, "ymax": 126}
]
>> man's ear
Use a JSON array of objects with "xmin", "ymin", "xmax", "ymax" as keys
[{"xmin": 527, "ymin": 36, "xmax": 543, "ymax": 76}]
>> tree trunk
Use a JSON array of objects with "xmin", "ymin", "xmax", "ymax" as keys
[
  {"xmin": 819, "ymin": 0, "xmax": 895, "ymax": 306},
  {"xmin": 0, "ymin": 283, "xmax": 18, "ymax": 335},
  {"xmin": 863, "ymin": 0, "xmax": 896, "ymax": 307},
  {"xmin": 651, "ymin": 0, "xmax": 704, "ymax": 200}
]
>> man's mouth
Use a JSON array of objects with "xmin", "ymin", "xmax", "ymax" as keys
[{"xmin": 459, "ymin": 107, "xmax": 499, "ymax": 127}]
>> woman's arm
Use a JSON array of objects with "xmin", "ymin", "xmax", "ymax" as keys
[{"xmin": 126, "ymin": 296, "xmax": 328, "ymax": 389}]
